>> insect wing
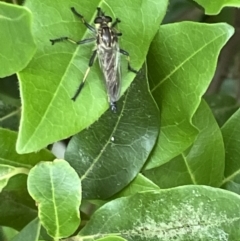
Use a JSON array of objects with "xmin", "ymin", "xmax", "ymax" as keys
[{"xmin": 97, "ymin": 42, "xmax": 121, "ymax": 103}]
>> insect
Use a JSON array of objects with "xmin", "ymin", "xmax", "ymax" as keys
[{"xmin": 50, "ymin": 7, "xmax": 138, "ymax": 113}]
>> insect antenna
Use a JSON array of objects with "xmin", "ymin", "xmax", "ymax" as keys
[{"xmin": 96, "ymin": 7, "xmax": 105, "ymax": 17}]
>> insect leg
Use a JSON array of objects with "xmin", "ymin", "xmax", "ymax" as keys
[
  {"xmin": 50, "ymin": 37, "xmax": 95, "ymax": 45},
  {"xmin": 112, "ymin": 18, "xmax": 121, "ymax": 28},
  {"xmin": 71, "ymin": 50, "xmax": 97, "ymax": 101},
  {"xmin": 120, "ymin": 49, "xmax": 138, "ymax": 74},
  {"xmin": 71, "ymin": 7, "xmax": 96, "ymax": 33}
]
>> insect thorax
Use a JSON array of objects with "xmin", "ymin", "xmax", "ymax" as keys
[{"xmin": 97, "ymin": 26, "xmax": 118, "ymax": 48}]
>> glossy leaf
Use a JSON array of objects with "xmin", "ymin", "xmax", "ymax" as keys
[
  {"xmin": 17, "ymin": 0, "xmax": 168, "ymax": 154},
  {"xmin": 0, "ymin": 128, "xmax": 54, "ymax": 230},
  {"xmin": 0, "ymin": 128, "xmax": 54, "ymax": 167},
  {"xmin": 0, "ymin": 2, "xmax": 36, "ymax": 77},
  {"xmin": 163, "ymin": 0, "xmax": 201, "ymax": 23},
  {"xmin": 204, "ymin": 94, "xmax": 239, "ymax": 127},
  {"xmin": 113, "ymin": 174, "xmax": 160, "ymax": 199},
  {"xmin": 144, "ymin": 100, "xmax": 225, "ymax": 188},
  {"xmin": 78, "ymin": 186, "xmax": 240, "ymax": 240},
  {"xmin": 221, "ymin": 108, "xmax": 240, "ymax": 194},
  {"xmin": 193, "ymin": 0, "xmax": 240, "ymax": 14},
  {"xmin": 91, "ymin": 174, "xmax": 160, "ymax": 207},
  {"xmin": 65, "ymin": 68, "xmax": 160, "ymax": 199},
  {"xmin": 146, "ymin": 22, "xmax": 234, "ymax": 169},
  {"xmin": 27, "ymin": 159, "xmax": 81, "ymax": 238},
  {"xmin": 11, "ymin": 218, "xmax": 41, "ymax": 241},
  {"xmin": 0, "ymin": 175, "xmax": 37, "ymax": 231}
]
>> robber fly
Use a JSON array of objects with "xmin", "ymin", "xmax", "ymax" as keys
[{"xmin": 50, "ymin": 7, "xmax": 137, "ymax": 113}]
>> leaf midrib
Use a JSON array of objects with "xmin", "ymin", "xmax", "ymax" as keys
[
  {"xmin": 20, "ymin": 6, "xmax": 102, "ymax": 152},
  {"xmin": 151, "ymin": 29, "xmax": 228, "ymax": 93}
]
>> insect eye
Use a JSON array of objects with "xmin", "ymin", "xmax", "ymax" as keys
[
  {"xmin": 94, "ymin": 17, "xmax": 103, "ymax": 24},
  {"xmin": 105, "ymin": 16, "xmax": 112, "ymax": 23}
]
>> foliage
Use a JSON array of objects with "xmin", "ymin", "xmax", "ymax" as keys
[{"xmin": 0, "ymin": 0, "xmax": 240, "ymax": 240}]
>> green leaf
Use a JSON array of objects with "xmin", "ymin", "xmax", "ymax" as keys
[
  {"xmin": 0, "ymin": 174, "xmax": 37, "ymax": 231},
  {"xmin": 118, "ymin": 174, "xmax": 160, "ymax": 195},
  {"xmin": 0, "ymin": 130, "xmax": 51, "ymax": 230},
  {"xmin": 0, "ymin": 75, "xmax": 21, "ymax": 131},
  {"xmin": 0, "ymin": 128, "xmax": 54, "ymax": 167},
  {"xmin": 78, "ymin": 186, "xmax": 240, "ymax": 240},
  {"xmin": 146, "ymin": 22, "xmax": 234, "ymax": 169},
  {"xmin": 0, "ymin": 128, "xmax": 53, "ymax": 230},
  {"xmin": 221, "ymin": 108, "xmax": 240, "ymax": 194},
  {"xmin": 27, "ymin": 159, "xmax": 81, "ymax": 239},
  {"xmin": 1, "ymin": 227, "xmax": 18, "ymax": 241},
  {"xmin": 0, "ymin": 2, "xmax": 36, "ymax": 77},
  {"xmin": 65, "ymin": 68, "xmax": 159, "ymax": 199},
  {"xmin": 16, "ymin": 0, "xmax": 168, "ymax": 154},
  {"xmin": 91, "ymin": 174, "xmax": 160, "ymax": 208},
  {"xmin": 0, "ymin": 125, "xmax": 54, "ymax": 230},
  {"xmin": 11, "ymin": 218, "xmax": 41, "ymax": 241},
  {"xmin": 0, "ymin": 75, "xmax": 20, "ymax": 105},
  {"xmin": 96, "ymin": 237, "xmax": 127, "ymax": 241},
  {"xmin": 0, "ymin": 164, "xmax": 29, "ymax": 192},
  {"xmin": 204, "ymin": 94, "xmax": 239, "ymax": 127},
  {"xmin": 0, "ymin": 100, "xmax": 21, "ymax": 131},
  {"xmin": 113, "ymin": 174, "xmax": 160, "ymax": 199},
  {"xmin": 163, "ymin": 0, "xmax": 200, "ymax": 23},
  {"xmin": 144, "ymin": 100, "xmax": 225, "ymax": 187},
  {"xmin": 193, "ymin": 0, "xmax": 240, "ymax": 15}
]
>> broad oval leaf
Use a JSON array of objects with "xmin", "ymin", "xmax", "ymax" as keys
[
  {"xmin": 16, "ymin": 0, "xmax": 168, "ymax": 154},
  {"xmin": 144, "ymin": 100, "xmax": 225, "ymax": 188},
  {"xmin": 0, "ymin": 2, "xmax": 36, "ymax": 77},
  {"xmin": 193, "ymin": 0, "xmax": 240, "ymax": 15},
  {"xmin": 65, "ymin": 68, "xmax": 160, "ymax": 199},
  {"xmin": 221, "ymin": 108, "xmax": 240, "ymax": 194},
  {"xmin": 78, "ymin": 186, "xmax": 240, "ymax": 240},
  {"xmin": 146, "ymin": 22, "xmax": 234, "ymax": 169},
  {"xmin": 27, "ymin": 159, "xmax": 81, "ymax": 239}
]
